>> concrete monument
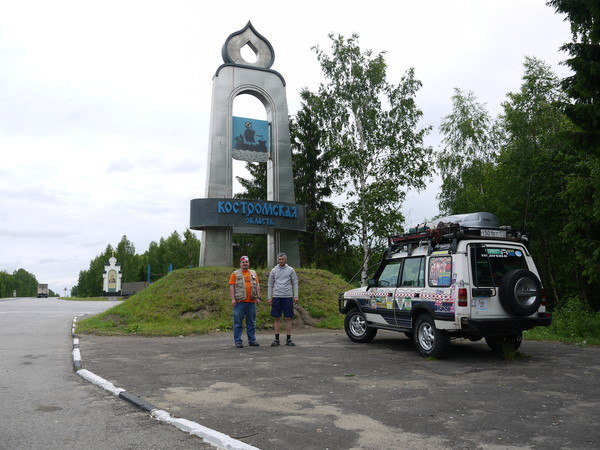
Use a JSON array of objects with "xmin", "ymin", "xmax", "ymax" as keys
[
  {"xmin": 102, "ymin": 256, "xmax": 122, "ymax": 296},
  {"xmin": 190, "ymin": 22, "xmax": 305, "ymax": 267}
]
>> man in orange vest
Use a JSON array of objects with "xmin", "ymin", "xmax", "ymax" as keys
[{"xmin": 229, "ymin": 256, "xmax": 261, "ymax": 348}]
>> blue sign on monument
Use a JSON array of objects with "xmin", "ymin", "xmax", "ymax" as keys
[
  {"xmin": 232, "ymin": 116, "xmax": 270, "ymax": 162},
  {"xmin": 190, "ymin": 198, "xmax": 306, "ymax": 232}
]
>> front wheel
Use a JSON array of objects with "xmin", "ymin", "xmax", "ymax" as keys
[
  {"xmin": 413, "ymin": 314, "xmax": 450, "ymax": 358},
  {"xmin": 344, "ymin": 308, "xmax": 377, "ymax": 343}
]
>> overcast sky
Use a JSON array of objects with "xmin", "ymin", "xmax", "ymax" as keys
[{"xmin": 1, "ymin": 1, "xmax": 572, "ymax": 295}]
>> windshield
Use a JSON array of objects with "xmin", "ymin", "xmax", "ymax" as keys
[{"xmin": 376, "ymin": 260, "xmax": 402, "ymax": 287}]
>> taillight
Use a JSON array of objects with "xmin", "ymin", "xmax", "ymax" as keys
[
  {"xmin": 458, "ymin": 288, "xmax": 468, "ymax": 307},
  {"xmin": 541, "ymin": 288, "xmax": 547, "ymax": 306}
]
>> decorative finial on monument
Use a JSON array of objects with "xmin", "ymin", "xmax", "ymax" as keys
[{"xmin": 221, "ymin": 21, "xmax": 275, "ymax": 69}]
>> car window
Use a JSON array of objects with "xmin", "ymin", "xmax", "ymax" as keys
[
  {"xmin": 429, "ymin": 256, "xmax": 452, "ymax": 287},
  {"xmin": 400, "ymin": 257, "xmax": 425, "ymax": 287},
  {"xmin": 470, "ymin": 244, "xmax": 528, "ymax": 287},
  {"xmin": 376, "ymin": 260, "xmax": 402, "ymax": 287}
]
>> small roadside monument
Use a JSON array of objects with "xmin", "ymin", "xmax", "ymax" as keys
[
  {"xmin": 102, "ymin": 255, "xmax": 122, "ymax": 296},
  {"xmin": 190, "ymin": 21, "xmax": 306, "ymax": 267}
]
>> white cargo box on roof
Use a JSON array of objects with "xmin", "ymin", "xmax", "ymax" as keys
[{"xmin": 435, "ymin": 212, "xmax": 499, "ymax": 228}]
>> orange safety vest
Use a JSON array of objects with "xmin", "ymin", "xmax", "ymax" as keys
[{"xmin": 233, "ymin": 269, "xmax": 259, "ymax": 301}]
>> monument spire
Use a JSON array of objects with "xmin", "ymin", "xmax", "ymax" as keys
[{"xmin": 221, "ymin": 21, "xmax": 275, "ymax": 69}]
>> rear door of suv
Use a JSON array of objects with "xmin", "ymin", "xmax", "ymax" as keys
[{"xmin": 468, "ymin": 243, "xmax": 530, "ymax": 318}]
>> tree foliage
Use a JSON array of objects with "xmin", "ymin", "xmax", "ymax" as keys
[
  {"xmin": 232, "ymin": 162, "xmax": 268, "ymax": 267},
  {"xmin": 547, "ymin": 0, "xmax": 600, "ymax": 144},
  {"xmin": 547, "ymin": 0, "xmax": 600, "ymax": 296},
  {"xmin": 233, "ymin": 90, "xmax": 356, "ymax": 276},
  {"xmin": 312, "ymin": 33, "xmax": 432, "ymax": 283},
  {"xmin": 290, "ymin": 90, "xmax": 355, "ymax": 277},
  {"xmin": 437, "ymin": 88, "xmax": 498, "ymax": 214},
  {"xmin": 0, "ymin": 268, "xmax": 39, "ymax": 297},
  {"xmin": 71, "ymin": 231, "xmax": 201, "ymax": 296},
  {"xmin": 496, "ymin": 58, "xmax": 582, "ymax": 306},
  {"xmin": 438, "ymin": 55, "xmax": 598, "ymax": 309},
  {"xmin": 236, "ymin": 162, "xmax": 267, "ymax": 200},
  {"xmin": 71, "ymin": 244, "xmax": 115, "ymax": 297}
]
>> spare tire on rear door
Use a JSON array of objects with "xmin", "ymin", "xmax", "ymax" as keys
[{"xmin": 498, "ymin": 269, "xmax": 542, "ymax": 316}]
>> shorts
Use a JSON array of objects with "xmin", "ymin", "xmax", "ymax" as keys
[{"xmin": 270, "ymin": 297, "xmax": 294, "ymax": 318}]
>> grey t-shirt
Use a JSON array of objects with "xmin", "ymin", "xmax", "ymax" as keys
[{"xmin": 267, "ymin": 264, "xmax": 299, "ymax": 299}]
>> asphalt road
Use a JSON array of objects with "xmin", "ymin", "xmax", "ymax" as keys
[
  {"xmin": 0, "ymin": 297, "xmax": 209, "ymax": 449},
  {"xmin": 80, "ymin": 325, "xmax": 600, "ymax": 449},
  {"xmin": 2, "ymin": 297, "xmax": 599, "ymax": 449}
]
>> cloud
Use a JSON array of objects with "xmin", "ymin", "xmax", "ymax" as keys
[
  {"xmin": 107, "ymin": 158, "xmax": 135, "ymax": 173},
  {"xmin": 0, "ymin": 229, "xmax": 77, "ymax": 239}
]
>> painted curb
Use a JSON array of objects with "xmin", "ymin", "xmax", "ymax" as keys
[
  {"xmin": 71, "ymin": 315, "xmax": 259, "ymax": 450},
  {"xmin": 72, "ymin": 317, "xmax": 82, "ymax": 370},
  {"xmin": 77, "ymin": 369, "xmax": 125, "ymax": 396},
  {"xmin": 152, "ymin": 410, "xmax": 259, "ymax": 450}
]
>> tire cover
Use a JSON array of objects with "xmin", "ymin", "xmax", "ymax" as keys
[{"xmin": 498, "ymin": 269, "xmax": 542, "ymax": 316}]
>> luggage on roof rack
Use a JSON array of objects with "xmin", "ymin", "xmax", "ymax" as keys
[
  {"xmin": 434, "ymin": 212, "xmax": 499, "ymax": 228},
  {"xmin": 388, "ymin": 212, "xmax": 528, "ymax": 254}
]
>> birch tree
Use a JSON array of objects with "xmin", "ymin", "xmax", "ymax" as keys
[{"xmin": 312, "ymin": 33, "xmax": 432, "ymax": 283}]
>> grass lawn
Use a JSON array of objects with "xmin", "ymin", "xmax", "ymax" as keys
[
  {"xmin": 76, "ymin": 268, "xmax": 599, "ymax": 346},
  {"xmin": 76, "ymin": 267, "xmax": 350, "ymax": 336}
]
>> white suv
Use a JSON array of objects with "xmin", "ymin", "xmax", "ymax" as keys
[{"xmin": 339, "ymin": 212, "xmax": 552, "ymax": 358}]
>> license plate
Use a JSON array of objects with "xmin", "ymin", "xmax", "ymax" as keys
[{"xmin": 481, "ymin": 229, "xmax": 507, "ymax": 238}]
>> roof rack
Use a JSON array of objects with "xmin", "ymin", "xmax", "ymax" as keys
[{"xmin": 388, "ymin": 224, "xmax": 528, "ymax": 254}]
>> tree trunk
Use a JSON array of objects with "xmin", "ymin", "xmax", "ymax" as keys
[
  {"xmin": 355, "ymin": 113, "xmax": 371, "ymax": 286},
  {"xmin": 361, "ymin": 221, "xmax": 369, "ymax": 286},
  {"xmin": 539, "ymin": 234, "xmax": 559, "ymax": 307},
  {"xmin": 359, "ymin": 172, "xmax": 369, "ymax": 286}
]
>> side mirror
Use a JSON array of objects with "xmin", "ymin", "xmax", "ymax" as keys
[{"xmin": 367, "ymin": 279, "xmax": 377, "ymax": 287}]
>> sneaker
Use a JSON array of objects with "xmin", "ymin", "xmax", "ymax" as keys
[
  {"xmin": 271, "ymin": 339, "xmax": 280, "ymax": 347},
  {"xmin": 235, "ymin": 342, "xmax": 243, "ymax": 348},
  {"xmin": 286, "ymin": 339, "xmax": 295, "ymax": 346},
  {"xmin": 249, "ymin": 341, "xmax": 260, "ymax": 347}
]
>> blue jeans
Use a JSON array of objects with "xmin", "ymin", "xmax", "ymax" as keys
[{"xmin": 233, "ymin": 302, "xmax": 256, "ymax": 344}]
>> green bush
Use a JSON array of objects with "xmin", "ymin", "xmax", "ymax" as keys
[
  {"xmin": 551, "ymin": 297, "xmax": 600, "ymax": 337},
  {"xmin": 525, "ymin": 296, "xmax": 600, "ymax": 345}
]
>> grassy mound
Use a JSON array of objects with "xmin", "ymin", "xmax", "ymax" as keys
[{"xmin": 76, "ymin": 267, "xmax": 351, "ymax": 336}]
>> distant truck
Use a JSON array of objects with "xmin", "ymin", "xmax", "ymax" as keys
[{"xmin": 37, "ymin": 284, "xmax": 48, "ymax": 298}]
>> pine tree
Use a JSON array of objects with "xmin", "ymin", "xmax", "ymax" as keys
[{"xmin": 547, "ymin": 0, "xmax": 600, "ymax": 306}]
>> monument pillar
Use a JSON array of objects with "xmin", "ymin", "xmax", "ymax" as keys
[{"xmin": 194, "ymin": 22, "xmax": 303, "ymax": 268}]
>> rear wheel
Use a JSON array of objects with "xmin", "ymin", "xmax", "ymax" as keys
[
  {"xmin": 344, "ymin": 308, "xmax": 378, "ymax": 343},
  {"xmin": 413, "ymin": 314, "xmax": 450, "ymax": 358},
  {"xmin": 485, "ymin": 333, "xmax": 522, "ymax": 353}
]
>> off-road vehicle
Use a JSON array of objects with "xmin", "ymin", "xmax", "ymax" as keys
[{"xmin": 339, "ymin": 212, "xmax": 551, "ymax": 358}]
